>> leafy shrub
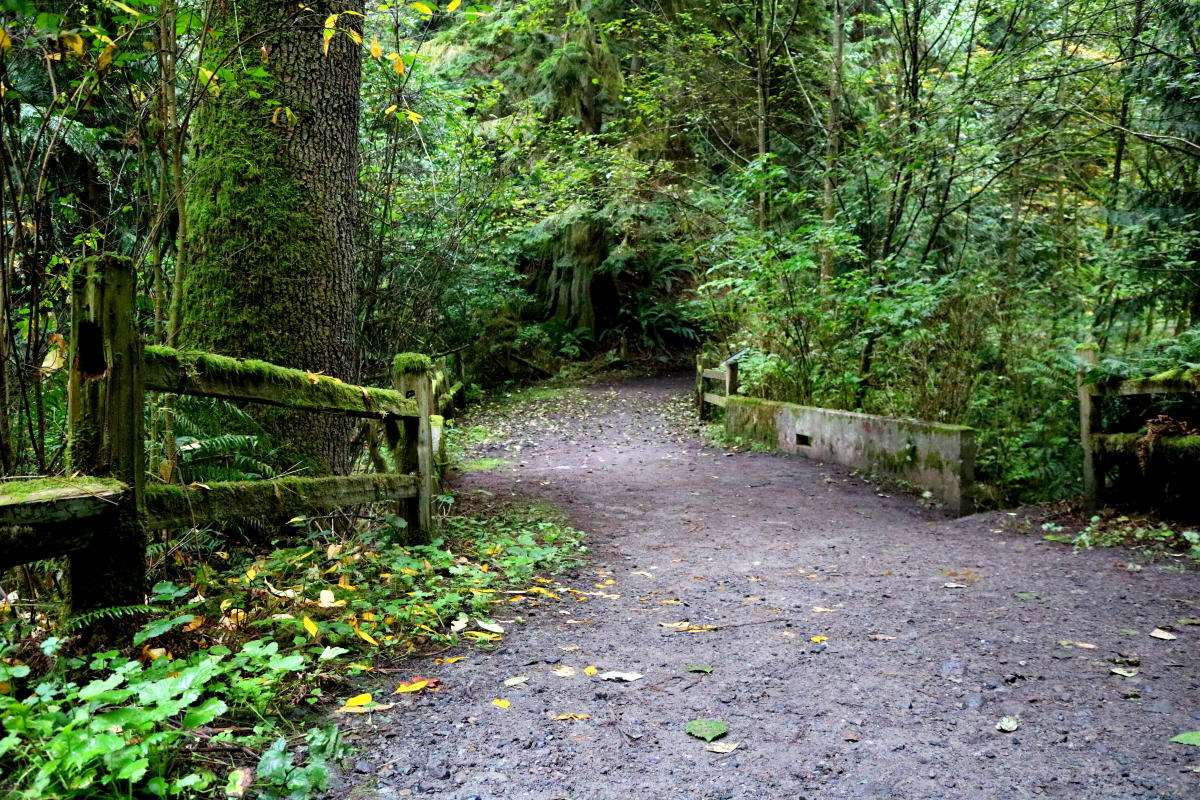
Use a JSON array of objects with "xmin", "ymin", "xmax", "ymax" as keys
[{"xmin": 0, "ymin": 634, "xmax": 334, "ymax": 800}]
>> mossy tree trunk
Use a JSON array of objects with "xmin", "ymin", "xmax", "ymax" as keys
[
  {"xmin": 548, "ymin": 218, "xmax": 613, "ymax": 334},
  {"xmin": 180, "ymin": 0, "xmax": 362, "ymax": 475}
]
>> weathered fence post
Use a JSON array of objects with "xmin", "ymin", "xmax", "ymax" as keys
[
  {"xmin": 696, "ymin": 354, "xmax": 709, "ymax": 421},
  {"xmin": 393, "ymin": 353, "xmax": 435, "ymax": 539},
  {"xmin": 1077, "ymin": 343, "xmax": 1100, "ymax": 511},
  {"xmin": 67, "ymin": 254, "xmax": 146, "ymax": 647},
  {"xmin": 725, "ymin": 359, "xmax": 739, "ymax": 399}
]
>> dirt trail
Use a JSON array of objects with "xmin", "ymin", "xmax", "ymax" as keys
[{"xmin": 336, "ymin": 374, "xmax": 1200, "ymax": 800}]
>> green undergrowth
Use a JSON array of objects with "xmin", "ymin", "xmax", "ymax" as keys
[
  {"xmin": 1042, "ymin": 513, "xmax": 1200, "ymax": 565},
  {"xmin": 0, "ymin": 502, "xmax": 586, "ymax": 799}
]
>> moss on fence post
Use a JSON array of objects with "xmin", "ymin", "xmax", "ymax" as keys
[
  {"xmin": 66, "ymin": 254, "xmax": 147, "ymax": 649},
  {"xmin": 392, "ymin": 354, "xmax": 435, "ymax": 542}
]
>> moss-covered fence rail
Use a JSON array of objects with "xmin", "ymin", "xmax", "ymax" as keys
[
  {"xmin": 1077, "ymin": 344, "xmax": 1200, "ymax": 512},
  {"xmin": 0, "ymin": 255, "xmax": 441, "ymax": 646}
]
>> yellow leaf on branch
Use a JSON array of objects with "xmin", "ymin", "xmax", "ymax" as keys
[{"xmin": 60, "ymin": 32, "xmax": 84, "ymax": 57}]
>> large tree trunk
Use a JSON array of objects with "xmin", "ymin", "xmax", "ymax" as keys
[{"xmin": 180, "ymin": 0, "xmax": 362, "ymax": 475}]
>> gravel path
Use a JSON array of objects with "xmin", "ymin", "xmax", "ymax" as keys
[{"xmin": 334, "ymin": 374, "xmax": 1200, "ymax": 800}]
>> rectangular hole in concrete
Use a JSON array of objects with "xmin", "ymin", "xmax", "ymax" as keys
[{"xmin": 795, "ymin": 433, "xmax": 811, "ymax": 447}]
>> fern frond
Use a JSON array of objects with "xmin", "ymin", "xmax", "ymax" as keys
[{"xmin": 65, "ymin": 604, "xmax": 157, "ymax": 631}]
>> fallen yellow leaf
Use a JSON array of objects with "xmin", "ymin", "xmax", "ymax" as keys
[
  {"xmin": 303, "ymin": 616, "xmax": 319, "ymax": 638},
  {"xmin": 811, "ymin": 635, "xmax": 829, "ymax": 643},
  {"xmin": 553, "ymin": 713, "xmax": 591, "ymax": 721},
  {"xmin": 345, "ymin": 693, "xmax": 373, "ymax": 707},
  {"xmin": 393, "ymin": 679, "xmax": 429, "ymax": 694},
  {"xmin": 492, "ymin": 698, "xmax": 511, "ymax": 709},
  {"xmin": 583, "ymin": 665, "xmax": 598, "ymax": 676},
  {"xmin": 435, "ymin": 656, "xmax": 464, "ymax": 664},
  {"xmin": 354, "ymin": 627, "xmax": 380, "ymax": 646},
  {"xmin": 336, "ymin": 702, "xmax": 394, "ymax": 714}
]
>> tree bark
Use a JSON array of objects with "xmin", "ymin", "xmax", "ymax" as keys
[
  {"xmin": 180, "ymin": 0, "xmax": 362, "ymax": 475},
  {"xmin": 820, "ymin": 0, "xmax": 843, "ymax": 283}
]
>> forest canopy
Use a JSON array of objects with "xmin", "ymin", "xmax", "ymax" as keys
[{"xmin": 2, "ymin": 0, "xmax": 1199, "ymax": 504}]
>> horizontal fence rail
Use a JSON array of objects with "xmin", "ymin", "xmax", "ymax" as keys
[
  {"xmin": 144, "ymin": 346, "xmax": 420, "ymax": 419},
  {"xmin": 142, "ymin": 474, "xmax": 420, "ymax": 529}
]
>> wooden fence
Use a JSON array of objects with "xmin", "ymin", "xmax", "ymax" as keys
[
  {"xmin": 0, "ymin": 255, "xmax": 445, "ymax": 645},
  {"xmin": 695, "ymin": 356, "xmax": 739, "ymax": 421},
  {"xmin": 1077, "ymin": 344, "xmax": 1199, "ymax": 511}
]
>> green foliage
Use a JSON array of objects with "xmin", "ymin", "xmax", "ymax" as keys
[
  {"xmin": 64, "ymin": 605, "xmax": 158, "ymax": 634},
  {"xmin": 1049, "ymin": 514, "xmax": 1200, "ymax": 563},
  {"xmin": 0, "ymin": 633, "xmax": 336, "ymax": 800},
  {"xmin": 0, "ymin": 495, "xmax": 586, "ymax": 799}
]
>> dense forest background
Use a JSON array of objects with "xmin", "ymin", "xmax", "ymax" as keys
[{"xmin": 2, "ymin": 0, "xmax": 1199, "ymax": 505}]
